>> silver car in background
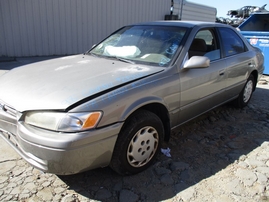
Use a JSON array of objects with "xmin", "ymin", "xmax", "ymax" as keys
[{"xmin": 0, "ymin": 21, "xmax": 264, "ymax": 175}]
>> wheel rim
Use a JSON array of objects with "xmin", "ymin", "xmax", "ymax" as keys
[
  {"xmin": 243, "ymin": 80, "xmax": 253, "ymax": 103},
  {"xmin": 127, "ymin": 126, "xmax": 159, "ymax": 168}
]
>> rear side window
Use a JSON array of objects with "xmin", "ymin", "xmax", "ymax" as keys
[{"xmin": 219, "ymin": 27, "xmax": 246, "ymax": 57}]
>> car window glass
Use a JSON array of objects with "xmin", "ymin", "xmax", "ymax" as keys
[
  {"xmin": 90, "ymin": 25, "xmax": 188, "ymax": 67},
  {"xmin": 195, "ymin": 30, "xmax": 213, "ymax": 45},
  {"xmin": 219, "ymin": 27, "xmax": 245, "ymax": 57},
  {"xmin": 189, "ymin": 29, "xmax": 220, "ymax": 61}
]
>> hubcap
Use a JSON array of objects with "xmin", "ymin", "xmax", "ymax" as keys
[
  {"xmin": 243, "ymin": 80, "xmax": 253, "ymax": 103},
  {"xmin": 127, "ymin": 126, "xmax": 159, "ymax": 167}
]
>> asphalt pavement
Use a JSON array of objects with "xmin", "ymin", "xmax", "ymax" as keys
[{"xmin": 0, "ymin": 56, "xmax": 61, "ymax": 75}]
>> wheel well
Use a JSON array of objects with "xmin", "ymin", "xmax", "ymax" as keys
[{"xmin": 140, "ymin": 103, "xmax": 171, "ymax": 142}]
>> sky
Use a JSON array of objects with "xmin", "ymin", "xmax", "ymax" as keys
[{"xmin": 189, "ymin": 0, "xmax": 268, "ymax": 18}]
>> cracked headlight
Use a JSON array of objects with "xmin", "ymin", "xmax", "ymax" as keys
[{"xmin": 24, "ymin": 111, "xmax": 102, "ymax": 132}]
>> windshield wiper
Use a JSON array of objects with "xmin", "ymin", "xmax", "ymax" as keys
[
  {"xmin": 115, "ymin": 57, "xmax": 135, "ymax": 64},
  {"xmin": 87, "ymin": 53, "xmax": 135, "ymax": 64},
  {"xmin": 87, "ymin": 52, "xmax": 100, "ymax": 57}
]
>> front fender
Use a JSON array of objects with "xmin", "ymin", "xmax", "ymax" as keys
[
  {"xmin": 69, "ymin": 67, "xmax": 180, "ymax": 128},
  {"xmin": 120, "ymin": 96, "xmax": 167, "ymax": 121}
]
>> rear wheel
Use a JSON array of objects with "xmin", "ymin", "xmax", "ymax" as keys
[
  {"xmin": 233, "ymin": 74, "xmax": 255, "ymax": 108},
  {"xmin": 110, "ymin": 110, "xmax": 164, "ymax": 175}
]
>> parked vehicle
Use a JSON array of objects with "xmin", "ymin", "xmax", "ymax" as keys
[
  {"xmin": 0, "ymin": 21, "xmax": 264, "ymax": 175},
  {"xmin": 238, "ymin": 13, "xmax": 269, "ymax": 75}
]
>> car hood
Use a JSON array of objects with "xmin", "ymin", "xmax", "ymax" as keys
[{"xmin": 0, "ymin": 55, "xmax": 164, "ymax": 112}]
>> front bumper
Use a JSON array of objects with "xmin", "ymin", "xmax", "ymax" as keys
[{"xmin": 0, "ymin": 109, "xmax": 123, "ymax": 175}]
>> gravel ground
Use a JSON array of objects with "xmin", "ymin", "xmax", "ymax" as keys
[{"xmin": 0, "ymin": 62, "xmax": 268, "ymax": 202}]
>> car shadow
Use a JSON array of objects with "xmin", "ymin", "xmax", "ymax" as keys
[{"xmin": 58, "ymin": 85, "xmax": 269, "ymax": 202}]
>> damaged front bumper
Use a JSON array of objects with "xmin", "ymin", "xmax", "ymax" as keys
[{"xmin": 0, "ymin": 106, "xmax": 122, "ymax": 175}]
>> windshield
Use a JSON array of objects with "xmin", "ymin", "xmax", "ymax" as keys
[{"xmin": 89, "ymin": 25, "xmax": 187, "ymax": 67}]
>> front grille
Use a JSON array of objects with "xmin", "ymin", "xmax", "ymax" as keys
[{"xmin": 1, "ymin": 130, "xmax": 18, "ymax": 147}]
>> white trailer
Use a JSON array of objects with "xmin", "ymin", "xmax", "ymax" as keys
[{"xmin": 170, "ymin": 0, "xmax": 217, "ymax": 22}]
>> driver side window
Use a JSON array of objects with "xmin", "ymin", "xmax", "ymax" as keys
[{"xmin": 189, "ymin": 29, "xmax": 220, "ymax": 61}]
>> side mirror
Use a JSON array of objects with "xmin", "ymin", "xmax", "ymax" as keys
[{"xmin": 183, "ymin": 56, "xmax": 210, "ymax": 69}]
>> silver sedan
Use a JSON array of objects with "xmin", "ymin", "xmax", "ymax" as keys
[{"xmin": 0, "ymin": 21, "xmax": 264, "ymax": 175}]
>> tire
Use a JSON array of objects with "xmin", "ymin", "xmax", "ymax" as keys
[
  {"xmin": 233, "ymin": 74, "xmax": 255, "ymax": 108},
  {"xmin": 110, "ymin": 109, "xmax": 164, "ymax": 175}
]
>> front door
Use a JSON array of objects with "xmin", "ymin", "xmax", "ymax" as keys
[{"xmin": 178, "ymin": 28, "xmax": 227, "ymax": 124}]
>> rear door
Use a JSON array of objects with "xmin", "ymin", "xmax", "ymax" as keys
[{"xmin": 218, "ymin": 27, "xmax": 253, "ymax": 98}]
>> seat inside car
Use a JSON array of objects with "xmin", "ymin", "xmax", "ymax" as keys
[{"xmin": 189, "ymin": 38, "xmax": 207, "ymax": 58}]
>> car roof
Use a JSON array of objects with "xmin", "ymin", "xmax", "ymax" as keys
[{"xmin": 131, "ymin": 20, "xmax": 227, "ymax": 28}]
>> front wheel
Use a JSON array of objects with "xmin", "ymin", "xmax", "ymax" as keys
[
  {"xmin": 110, "ymin": 110, "xmax": 164, "ymax": 175},
  {"xmin": 233, "ymin": 74, "xmax": 255, "ymax": 108}
]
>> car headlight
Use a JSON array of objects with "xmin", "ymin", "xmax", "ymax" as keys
[{"xmin": 24, "ymin": 111, "xmax": 102, "ymax": 132}]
